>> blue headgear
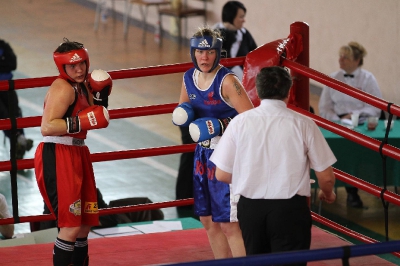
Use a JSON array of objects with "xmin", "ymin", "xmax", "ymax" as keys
[{"xmin": 190, "ymin": 36, "xmax": 223, "ymax": 72}]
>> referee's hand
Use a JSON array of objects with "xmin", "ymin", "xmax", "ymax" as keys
[{"xmin": 318, "ymin": 190, "xmax": 336, "ymax": 204}]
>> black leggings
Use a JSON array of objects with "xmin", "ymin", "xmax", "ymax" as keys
[{"xmin": 0, "ymin": 90, "xmax": 24, "ymax": 138}]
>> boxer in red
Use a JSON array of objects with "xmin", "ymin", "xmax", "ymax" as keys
[{"xmin": 34, "ymin": 38, "xmax": 112, "ymax": 266}]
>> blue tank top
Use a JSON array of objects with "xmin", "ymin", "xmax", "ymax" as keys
[{"xmin": 184, "ymin": 66, "xmax": 238, "ymax": 119}]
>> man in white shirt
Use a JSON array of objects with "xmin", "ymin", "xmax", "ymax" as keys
[
  {"xmin": 0, "ymin": 193, "xmax": 14, "ymax": 239},
  {"xmin": 318, "ymin": 42, "xmax": 382, "ymax": 208},
  {"xmin": 210, "ymin": 66, "xmax": 336, "ymax": 262}
]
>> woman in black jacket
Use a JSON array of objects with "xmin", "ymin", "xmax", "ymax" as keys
[{"xmin": 214, "ymin": 1, "xmax": 258, "ymax": 80}]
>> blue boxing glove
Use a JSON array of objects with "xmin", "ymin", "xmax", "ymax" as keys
[
  {"xmin": 189, "ymin": 117, "xmax": 232, "ymax": 142},
  {"xmin": 172, "ymin": 102, "xmax": 195, "ymax": 127},
  {"xmin": 189, "ymin": 117, "xmax": 221, "ymax": 142}
]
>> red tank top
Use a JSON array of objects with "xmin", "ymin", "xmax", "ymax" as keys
[{"xmin": 63, "ymin": 81, "xmax": 90, "ymax": 139}]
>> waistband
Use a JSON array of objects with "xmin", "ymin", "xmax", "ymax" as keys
[
  {"xmin": 43, "ymin": 136, "xmax": 85, "ymax": 146},
  {"xmin": 241, "ymin": 194, "xmax": 307, "ymax": 201},
  {"xmin": 198, "ymin": 136, "xmax": 221, "ymax": 149}
]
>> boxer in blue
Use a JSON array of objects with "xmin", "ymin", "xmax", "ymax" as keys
[{"xmin": 172, "ymin": 26, "xmax": 253, "ymax": 258}]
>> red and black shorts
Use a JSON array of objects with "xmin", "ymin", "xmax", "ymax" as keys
[{"xmin": 34, "ymin": 136, "xmax": 99, "ymax": 228}]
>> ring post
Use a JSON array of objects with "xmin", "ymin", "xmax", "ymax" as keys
[{"xmin": 289, "ymin": 21, "xmax": 310, "ymax": 111}]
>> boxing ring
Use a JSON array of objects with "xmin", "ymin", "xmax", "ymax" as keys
[{"xmin": 1, "ymin": 21, "xmax": 400, "ymax": 265}]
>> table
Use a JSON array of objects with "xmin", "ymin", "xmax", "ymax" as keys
[
  {"xmin": 93, "ymin": 0, "xmax": 170, "ymax": 44},
  {"xmin": 312, "ymin": 120, "xmax": 400, "ymax": 187},
  {"xmin": 158, "ymin": 0, "xmax": 207, "ymax": 47},
  {"xmin": 124, "ymin": 0, "xmax": 171, "ymax": 43}
]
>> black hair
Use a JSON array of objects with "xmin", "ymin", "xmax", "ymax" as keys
[
  {"xmin": 222, "ymin": 1, "xmax": 246, "ymax": 24},
  {"xmin": 54, "ymin": 37, "xmax": 84, "ymax": 53},
  {"xmin": 256, "ymin": 67, "xmax": 292, "ymax": 100}
]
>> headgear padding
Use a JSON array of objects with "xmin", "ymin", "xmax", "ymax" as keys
[
  {"xmin": 53, "ymin": 48, "xmax": 89, "ymax": 82},
  {"xmin": 190, "ymin": 36, "xmax": 222, "ymax": 72}
]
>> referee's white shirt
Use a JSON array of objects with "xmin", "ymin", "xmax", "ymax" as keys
[{"xmin": 210, "ymin": 99, "xmax": 337, "ymax": 199}]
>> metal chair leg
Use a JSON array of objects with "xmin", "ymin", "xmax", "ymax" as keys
[
  {"xmin": 158, "ymin": 13, "xmax": 163, "ymax": 47},
  {"xmin": 123, "ymin": 0, "xmax": 132, "ymax": 39},
  {"xmin": 139, "ymin": 5, "xmax": 150, "ymax": 45},
  {"xmin": 94, "ymin": 0, "xmax": 102, "ymax": 31},
  {"xmin": 177, "ymin": 18, "xmax": 182, "ymax": 48}
]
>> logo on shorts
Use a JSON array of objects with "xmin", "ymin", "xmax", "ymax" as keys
[
  {"xmin": 84, "ymin": 202, "xmax": 98, "ymax": 214},
  {"xmin": 69, "ymin": 199, "xmax": 81, "ymax": 216}
]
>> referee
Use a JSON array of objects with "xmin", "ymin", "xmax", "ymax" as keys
[{"xmin": 210, "ymin": 66, "xmax": 337, "ymax": 264}]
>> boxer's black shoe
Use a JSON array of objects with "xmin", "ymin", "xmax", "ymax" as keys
[
  {"xmin": 347, "ymin": 193, "xmax": 363, "ymax": 208},
  {"xmin": 15, "ymin": 138, "xmax": 33, "ymax": 159}
]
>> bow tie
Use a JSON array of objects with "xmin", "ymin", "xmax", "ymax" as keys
[{"xmin": 344, "ymin": 74, "xmax": 354, "ymax": 78}]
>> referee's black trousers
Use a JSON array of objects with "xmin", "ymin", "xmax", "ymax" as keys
[{"xmin": 238, "ymin": 195, "xmax": 312, "ymax": 266}]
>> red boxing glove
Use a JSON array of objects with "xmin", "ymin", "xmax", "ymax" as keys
[
  {"xmin": 88, "ymin": 69, "xmax": 112, "ymax": 94},
  {"xmin": 66, "ymin": 105, "xmax": 110, "ymax": 134},
  {"xmin": 88, "ymin": 69, "xmax": 112, "ymax": 108}
]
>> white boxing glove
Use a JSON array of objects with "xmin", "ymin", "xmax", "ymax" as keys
[{"xmin": 172, "ymin": 102, "xmax": 195, "ymax": 127}]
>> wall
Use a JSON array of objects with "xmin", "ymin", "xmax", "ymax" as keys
[{"xmin": 90, "ymin": 0, "xmax": 400, "ymax": 105}]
